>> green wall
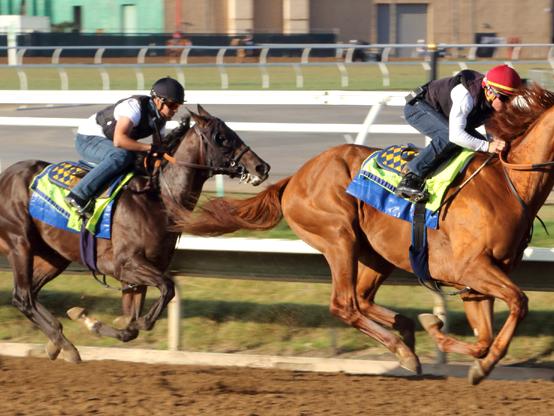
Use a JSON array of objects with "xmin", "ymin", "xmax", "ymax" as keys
[{"xmin": 0, "ymin": 0, "xmax": 165, "ymax": 33}]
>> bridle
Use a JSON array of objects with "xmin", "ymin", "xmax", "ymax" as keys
[
  {"xmin": 161, "ymin": 124, "xmax": 250, "ymax": 177},
  {"xmin": 499, "ymin": 152, "xmax": 554, "ymax": 171},
  {"xmin": 499, "ymin": 151, "xmax": 554, "ymax": 248}
]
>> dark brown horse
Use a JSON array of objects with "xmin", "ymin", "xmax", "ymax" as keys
[
  {"xmin": 0, "ymin": 105, "xmax": 269, "ymax": 363},
  {"xmin": 177, "ymin": 86, "xmax": 554, "ymax": 385}
]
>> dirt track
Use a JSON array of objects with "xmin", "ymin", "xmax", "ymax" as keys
[{"xmin": 0, "ymin": 355, "xmax": 552, "ymax": 415}]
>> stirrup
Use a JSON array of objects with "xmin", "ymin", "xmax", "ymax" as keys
[{"xmin": 409, "ymin": 191, "xmax": 429, "ymax": 203}]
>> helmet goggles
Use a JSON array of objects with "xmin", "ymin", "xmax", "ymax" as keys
[{"xmin": 484, "ymin": 83, "xmax": 510, "ymax": 103}]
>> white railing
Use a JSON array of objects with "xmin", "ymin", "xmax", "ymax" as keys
[
  {"xmin": 1, "ymin": 43, "xmax": 553, "ymax": 90},
  {"xmin": 1, "ymin": 238, "xmax": 553, "ymax": 356},
  {"xmin": 0, "ymin": 89, "xmax": 413, "ymax": 145}
]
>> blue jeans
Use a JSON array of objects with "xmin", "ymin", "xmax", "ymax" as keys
[
  {"xmin": 404, "ymin": 100, "xmax": 461, "ymax": 178},
  {"xmin": 70, "ymin": 133, "xmax": 135, "ymax": 201}
]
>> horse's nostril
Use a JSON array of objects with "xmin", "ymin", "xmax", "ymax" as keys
[{"xmin": 257, "ymin": 163, "xmax": 270, "ymax": 176}]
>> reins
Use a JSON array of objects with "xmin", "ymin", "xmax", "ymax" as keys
[
  {"xmin": 161, "ymin": 125, "xmax": 250, "ymax": 175},
  {"xmin": 499, "ymin": 152, "xmax": 552, "ymax": 240},
  {"xmin": 436, "ymin": 154, "xmax": 495, "ymax": 212},
  {"xmin": 499, "ymin": 152, "xmax": 554, "ymax": 171},
  {"xmin": 426, "ymin": 150, "xmax": 552, "ymax": 296}
]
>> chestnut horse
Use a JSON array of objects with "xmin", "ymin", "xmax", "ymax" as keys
[
  {"xmin": 177, "ymin": 86, "xmax": 554, "ymax": 385},
  {"xmin": 0, "ymin": 105, "xmax": 269, "ymax": 363}
]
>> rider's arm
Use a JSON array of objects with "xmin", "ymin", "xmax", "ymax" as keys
[
  {"xmin": 113, "ymin": 117, "xmax": 151, "ymax": 152},
  {"xmin": 448, "ymin": 84, "xmax": 489, "ymax": 152},
  {"xmin": 112, "ymin": 98, "xmax": 152, "ymax": 152}
]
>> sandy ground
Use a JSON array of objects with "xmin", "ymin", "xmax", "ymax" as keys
[{"xmin": 0, "ymin": 355, "xmax": 552, "ymax": 416}]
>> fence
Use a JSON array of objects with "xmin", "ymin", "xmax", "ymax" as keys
[
  {"xmin": 0, "ymin": 89, "xmax": 552, "ymax": 360},
  {"xmin": 1, "ymin": 238, "xmax": 553, "ymax": 355},
  {"xmin": 1, "ymin": 43, "xmax": 553, "ymax": 90},
  {"xmin": 0, "ymin": 89, "xmax": 412, "ymax": 146}
]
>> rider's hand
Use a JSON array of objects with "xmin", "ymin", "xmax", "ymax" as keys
[
  {"xmin": 487, "ymin": 138, "xmax": 506, "ymax": 154},
  {"xmin": 149, "ymin": 143, "xmax": 167, "ymax": 158}
]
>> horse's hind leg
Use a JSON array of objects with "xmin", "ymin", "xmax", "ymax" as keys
[
  {"xmin": 355, "ymin": 259, "xmax": 420, "ymax": 372},
  {"xmin": 325, "ymin": 243, "xmax": 421, "ymax": 374},
  {"xmin": 11, "ymin": 247, "xmax": 81, "ymax": 362},
  {"xmin": 418, "ymin": 291, "xmax": 494, "ymax": 358}
]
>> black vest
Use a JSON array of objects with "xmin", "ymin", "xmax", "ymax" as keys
[
  {"xmin": 95, "ymin": 95, "xmax": 166, "ymax": 141},
  {"xmin": 423, "ymin": 70, "xmax": 493, "ymax": 132}
]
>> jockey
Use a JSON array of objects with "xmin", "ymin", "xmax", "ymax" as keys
[
  {"xmin": 65, "ymin": 76, "xmax": 185, "ymax": 215},
  {"xmin": 395, "ymin": 64, "xmax": 522, "ymax": 201}
]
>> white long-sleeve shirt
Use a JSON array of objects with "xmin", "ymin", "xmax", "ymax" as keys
[{"xmin": 448, "ymin": 84, "xmax": 489, "ymax": 152}]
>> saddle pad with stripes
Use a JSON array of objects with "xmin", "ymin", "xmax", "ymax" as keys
[
  {"xmin": 48, "ymin": 161, "xmax": 89, "ymax": 190},
  {"xmin": 29, "ymin": 162, "xmax": 133, "ymax": 239},
  {"xmin": 375, "ymin": 143, "xmax": 419, "ymax": 175},
  {"xmin": 346, "ymin": 146, "xmax": 475, "ymax": 229}
]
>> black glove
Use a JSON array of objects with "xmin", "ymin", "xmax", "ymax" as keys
[{"xmin": 149, "ymin": 143, "xmax": 167, "ymax": 158}]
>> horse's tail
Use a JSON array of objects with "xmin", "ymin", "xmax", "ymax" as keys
[{"xmin": 177, "ymin": 177, "xmax": 291, "ymax": 236}]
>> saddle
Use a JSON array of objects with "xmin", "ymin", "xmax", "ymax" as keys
[
  {"xmin": 375, "ymin": 143, "xmax": 418, "ymax": 175},
  {"xmin": 29, "ymin": 161, "xmax": 134, "ymax": 239},
  {"xmin": 48, "ymin": 161, "xmax": 114, "ymax": 199},
  {"xmin": 347, "ymin": 144, "xmax": 475, "ymax": 229}
]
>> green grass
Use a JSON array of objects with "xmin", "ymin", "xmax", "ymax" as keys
[
  {"xmin": 0, "ymin": 61, "xmax": 551, "ymax": 90},
  {"xmin": 0, "ymin": 272, "xmax": 551, "ymax": 366}
]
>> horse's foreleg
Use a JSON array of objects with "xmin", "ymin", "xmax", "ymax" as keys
[
  {"xmin": 67, "ymin": 306, "xmax": 139, "ymax": 341},
  {"xmin": 326, "ymin": 246, "xmax": 421, "ymax": 374},
  {"xmin": 460, "ymin": 259, "xmax": 528, "ymax": 385},
  {"xmin": 112, "ymin": 284, "xmax": 147, "ymax": 328},
  {"xmin": 119, "ymin": 260, "xmax": 175, "ymax": 332},
  {"xmin": 69, "ymin": 285, "xmax": 147, "ymax": 340},
  {"xmin": 122, "ymin": 284, "xmax": 147, "ymax": 318},
  {"xmin": 419, "ymin": 292, "xmax": 494, "ymax": 358}
]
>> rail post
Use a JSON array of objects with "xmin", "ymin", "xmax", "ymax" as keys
[
  {"xmin": 428, "ymin": 43, "xmax": 439, "ymax": 81},
  {"xmin": 168, "ymin": 282, "xmax": 181, "ymax": 351}
]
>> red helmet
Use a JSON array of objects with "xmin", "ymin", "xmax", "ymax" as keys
[{"xmin": 482, "ymin": 64, "xmax": 522, "ymax": 96}]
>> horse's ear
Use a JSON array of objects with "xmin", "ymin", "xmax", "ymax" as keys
[
  {"xmin": 188, "ymin": 108, "xmax": 208, "ymax": 128},
  {"xmin": 197, "ymin": 104, "xmax": 211, "ymax": 118}
]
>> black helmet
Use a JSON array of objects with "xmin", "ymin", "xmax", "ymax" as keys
[{"xmin": 151, "ymin": 76, "xmax": 185, "ymax": 104}]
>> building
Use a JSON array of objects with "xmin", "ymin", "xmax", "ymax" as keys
[
  {"xmin": 1, "ymin": 0, "xmax": 553, "ymax": 47},
  {"xmin": 165, "ymin": 0, "xmax": 553, "ymax": 45},
  {"xmin": 0, "ymin": 0, "xmax": 164, "ymax": 33}
]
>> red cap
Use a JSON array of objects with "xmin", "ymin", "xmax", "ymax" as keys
[{"xmin": 482, "ymin": 64, "xmax": 522, "ymax": 95}]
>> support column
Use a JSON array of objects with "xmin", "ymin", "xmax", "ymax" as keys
[
  {"xmin": 283, "ymin": 0, "xmax": 309, "ymax": 34},
  {"xmin": 227, "ymin": 0, "xmax": 254, "ymax": 34}
]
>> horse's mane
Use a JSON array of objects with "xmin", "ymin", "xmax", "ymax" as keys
[
  {"xmin": 486, "ymin": 83, "xmax": 554, "ymax": 141},
  {"xmin": 165, "ymin": 115, "xmax": 191, "ymax": 153},
  {"xmin": 132, "ymin": 115, "xmax": 191, "ymax": 175}
]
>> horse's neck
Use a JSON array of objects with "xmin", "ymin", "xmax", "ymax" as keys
[
  {"xmin": 507, "ymin": 113, "xmax": 554, "ymax": 210},
  {"xmin": 161, "ymin": 134, "xmax": 209, "ymax": 212}
]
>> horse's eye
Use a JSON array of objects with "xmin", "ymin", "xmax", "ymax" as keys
[{"xmin": 214, "ymin": 134, "xmax": 225, "ymax": 146}]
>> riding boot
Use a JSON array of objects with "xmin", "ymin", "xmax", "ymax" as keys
[
  {"xmin": 395, "ymin": 172, "xmax": 428, "ymax": 202},
  {"xmin": 65, "ymin": 192, "xmax": 93, "ymax": 218}
]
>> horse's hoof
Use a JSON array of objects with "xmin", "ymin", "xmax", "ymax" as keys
[
  {"xmin": 67, "ymin": 307, "xmax": 87, "ymax": 321},
  {"xmin": 45, "ymin": 340, "xmax": 61, "ymax": 360},
  {"xmin": 398, "ymin": 354, "xmax": 422, "ymax": 375},
  {"xmin": 418, "ymin": 313, "xmax": 444, "ymax": 332},
  {"xmin": 468, "ymin": 359, "xmax": 487, "ymax": 385},
  {"xmin": 113, "ymin": 315, "xmax": 133, "ymax": 329},
  {"xmin": 61, "ymin": 346, "xmax": 82, "ymax": 364}
]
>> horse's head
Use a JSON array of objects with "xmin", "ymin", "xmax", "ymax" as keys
[{"xmin": 181, "ymin": 104, "xmax": 270, "ymax": 185}]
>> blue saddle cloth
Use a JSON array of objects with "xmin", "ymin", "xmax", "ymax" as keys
[
  {"xmin": 28, "ymin": 161, "xmax": 132, "ymax": 239},
  {"xmin": 346, "ymin": 144, "xmax": 475, "ymax": 230}
]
